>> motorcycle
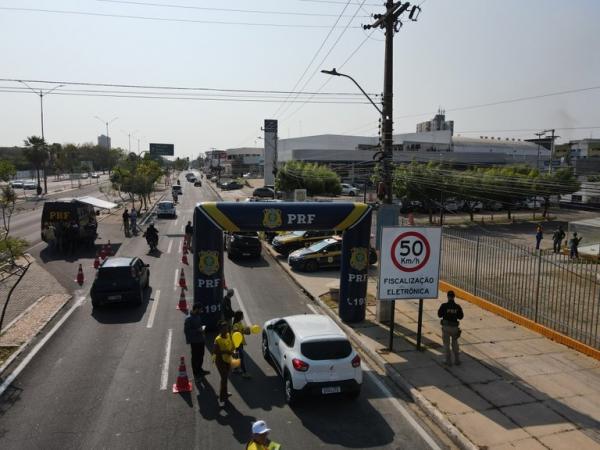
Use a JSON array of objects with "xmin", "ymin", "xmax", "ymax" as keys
[{"xmin": 144, "ymin": 232, "xmax": 159, "ymax": 252}]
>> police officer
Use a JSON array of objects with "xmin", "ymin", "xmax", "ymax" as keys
[
  {"xmin": 184, "ymin": 304, "xmax": 209, "ymax": 378},
  {"xmin": 437, "ymin": 290, "xmax": 464, "ymax": 366},
  {"xmin": 221, "ymin": 288, "xmax": 235, "ymax": 329}
]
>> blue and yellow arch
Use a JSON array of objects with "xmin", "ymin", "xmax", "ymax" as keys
[{"xmin": 193, "ymin": 201, "xmax": 372, "ymax": 328}]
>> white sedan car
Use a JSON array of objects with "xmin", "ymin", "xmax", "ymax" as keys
[
  {"xmin": 262, "ymin": 314, "xmax": 362, "ymax": 405},
  {"xmin": 341, "ymin": 183, "xmax": 360, "ymax": 196}
]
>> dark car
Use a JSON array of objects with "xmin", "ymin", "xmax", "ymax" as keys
[
  {"xmin": 225, "ymin": 232, "xmax": 261, "ymax": 259},
  {"xmin": 252, "ymin": 187, "xmax": 275, "ymax": 198},
  {"xmin": 194, "ymin": 180, "xmax": 202, "ymax": 187},
  {"xmin": 271, "ymin": 230, "xmax": 335, "ymax": 255},
  {"xmin": 221, "ymin": 181, "xmax": 244, "ymax": 190},
  {"xmin": 288, "ymin": 237, "xmax": 377, "ymax": 272},
  {"xmin": 90, "ymin": 257, "xmax": 150, "ymax": 307}
]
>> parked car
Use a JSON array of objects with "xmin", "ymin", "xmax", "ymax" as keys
[
  {"xmin": 156, "ymin": 200, "xmax": 176, "ymax": 217},
  {"xmin": 221, "ymin": 181, "xmax": 244, "ymax": 190},
  {"xmin": 443, "ymin": 200, "xmax": 461, "ymax": 213},
  {"xmin": 262, "ymin": 314, "xmax": 362, "ymax": 404},
  {"xmin": 91, "ymin": 172, "xmax": 100, "ymax": 179},
  {"xmin": 171, "ymin": 185, "xmax": 182, "ymax": 196},
  {"xmin": 41, "ymin": 198, "xmax": 98, "ymax": 247},
  {"xmin": 23, "ymin": 181, "xmax": 38, "ymax": 190},
  {"xmin": 90, "ymin": 257, "xmax": 149, "ymax": 308},
  {"xmin": 272, "ymin": 230, "xmax": 335, "ymax": 255},
  {"xmin": 483, "ymin": 201, "xmax": 503, "ymax": 211},
  {"xmin": 225, "ymin": 231, "xmax": 261, "ymax": 259},
  {"xmin": 80, "ymin": 173, "xmax": 89, "ymax": 179},
  {"xmin": 8, "ymin": 180, "xmax": 25, "ymax": 189},
  {"xmin": 340, "ymin": 183, "xmax": 360, "ymax": 197},
  {"xmin": 288, "ymin": 236, "xmax": 377, "ymax": 272},
  {"xmin": 210, "ymin": 176, "xmax": 218, "ymax": 183},
  {"xmin": 253, "ymin": 187, "xmax": 275, "ymax": 198}
]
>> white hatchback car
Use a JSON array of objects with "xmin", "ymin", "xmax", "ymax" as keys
[
  {"xmin": 262, "ymin": 314, "xmax": 362, "ymax": 404},
  {"xmin": 340, "ymin": 183, "xmax": 360, "ymax": 196},
  {"xmin": 156, "ymin": 200, "xmax": 176, "ymax": 217}
]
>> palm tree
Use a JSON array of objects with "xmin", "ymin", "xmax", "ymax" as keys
[{"xmin": 23, "ymin": 136, "xmax": 48, "ymax": 192}]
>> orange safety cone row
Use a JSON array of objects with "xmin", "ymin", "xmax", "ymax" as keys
[
  {"xmin": 182, "ymin": 243, "xmax": 188, "ymax": 255},
  {"xmin": 172, "ymin": 356, "xmax": 193, "ymax": 393},
  {"xmin": 93, "ymin": 253, "xmax": 100, "ymax": 269},
  {"xmin": 177, "ymin": 289, "xmax": 188, "ymax": 312},
  {"xmin": 179, "ymin": 268, "xmax": 187, "ymax": 289},
  {"xmin": 181, "ymin": 252, "xmax": 188, "ymax": 265},
  {"xmin": 76, "ymin": 264, "xmax": 84, "ymax": 285}
]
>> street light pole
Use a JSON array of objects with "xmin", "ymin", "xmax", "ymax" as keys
[{"xmin": 18, "ymin": 81, "xmax": 64, "ymax": 193}]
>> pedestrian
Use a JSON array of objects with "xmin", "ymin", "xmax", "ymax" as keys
[
  {"xmin": 232, "ymin": 310, "xmax": 251, "ymax": 379},
  {"xmin": 535, "ymin": 224, "xmax": 543, "ymax": 250},
  {"xmin": 185, "ymin": 221, "xmax": 193, "ymax": 251},
  {"xmin": 437, "ymin": 290, "xmax": 464, "ymax": 366},
  {"xmin": 122, "ymin": 209, "xmax": 130, "ymax": 237},
  {"xmin": 569, "ymin": 232, "xmax": 582, "ymax": 259},
  {"xmin": 46, "ymin": 222, "xmax": 56, "ymax": 249},
  {"xmin": 184, "ymin": 304, "xmax": 210, "ymax": 378},
  {"xmin": 246, "ymin": 420, "xmax": 280, "ymax": 450},
  {"xmin": 221, "ymin": 288, "xmax": 235, "ymax": 328},
  {"xmin": 213, "ymin": 320, "xmax": 233, "ymax": 403},
  {"xmin": 552, "ymin": 225, "xmax": 565, "ymax": 254},
  {"xmin": 130, "ymin": 208, "xmax": 138, "ymax": 236}
]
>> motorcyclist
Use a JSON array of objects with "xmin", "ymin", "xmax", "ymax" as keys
[{"xmin": 145, "ymin": 223, "xmax": 159, "ymax": 249}]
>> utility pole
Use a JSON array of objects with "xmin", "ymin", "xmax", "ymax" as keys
[{"xmin": 535, "ymin": 131, "xmax": 545, "ymax": 171}]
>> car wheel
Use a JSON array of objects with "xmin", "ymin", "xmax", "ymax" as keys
[
  {"xmin": 349, "ymin": 191, "xmax": 356, "ymax": 197},
  {"xmin": 135, "ymin": 287, "xmax": 144, "ymax": 306},
  {"xmin": 145, "ymin": 272, "xmax": 150, "ymax": 288},
  {"xmin": 261, "ymin": 333, "xmax": 270, "ymax": 361},
  {"xmin": 284, "ymin": 373, "xmax": 299, "ymax": 405},
  {"xmin": 304, "ymin": 260, "xmax": 318, "ymax": 272}
]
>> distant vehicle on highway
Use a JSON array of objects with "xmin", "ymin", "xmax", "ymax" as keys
[
  {"xmin": 221, "ymin": 180, "xmax": 244, "ymax": 190},
  {"xmin": 340, "ymin": 183, "xmax": 360, "ymax": 197},
  {"xmin": 156, "ymin": 200, "xmax": 176, "ymax": 218},
  {"xmin": 171, "ymin": 185, "xmax": 182, "ymax": 196},
  {"xmin": 262, "ymin": 314, "xmax": 362, "ymax": 404},
  {"xmin": 194, "ymin": 180, "xmax": 202, "ymax": 187},
  {"xmin": 91, "ymin": 172, "xmax": 100, "ymax": 179},
  {"xmin": 90, "ymin": 257, "xmax": 149, "ymax": 308}
]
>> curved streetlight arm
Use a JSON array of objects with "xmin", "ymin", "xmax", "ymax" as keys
[
  {"xmin": 321, "ymin": 68, "xmax": 383, "ymax": 115},
  {"xmin": 17, "ymin": 80, "xmax": 39, "ymax": 95}
]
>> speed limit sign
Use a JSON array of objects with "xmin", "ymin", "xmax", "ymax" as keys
[{"xmin": 378, "ymin": 227, "xmax": 442, "ymax": 300}]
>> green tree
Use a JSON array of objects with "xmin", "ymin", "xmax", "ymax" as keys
[
  {"xmin": 0, "ymin": 160, "xmax": 16, "ymax": 182},
  {"xmin": 23, "ymin": 136, "xmax": 48, "ymax": 191},
  {"xmin": 275, "ymin": 161, "xmax": 341, "ymax": 196},
  {"xmin": 533, "ymin": 168, "xmax": 580, "ymax": 218}
]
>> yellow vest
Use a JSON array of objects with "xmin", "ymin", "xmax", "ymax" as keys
[{"xmin": 214, "ymin": 334, "xmax": 233, "ymax": 364}]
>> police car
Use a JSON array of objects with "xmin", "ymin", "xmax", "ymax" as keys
[
  {"xmin": 271, "ymin": 230, "xmax": 334, "ymax": 255},
  {"xmin": 288, "ymin": 236, "xmax": 377, "ymax": 272}
]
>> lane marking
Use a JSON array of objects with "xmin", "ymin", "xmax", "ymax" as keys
[
  {"xmin": 146, "ymin": 289, "xmax": 161, "ymax": 329},
  {"xmin": 160, "ymin": 328, "xmax": 173, "ymax": 390},
  {"xmin": 166, "ymin": 239, "xmax": 173, "ymax": 254},
  {"xmin": 173, "ymin": 270, "xmax": 179, "ymax": 289},
  {"xmin": 364, "ymin": 370, "xmax": 442, "ymax": 450},
  {"xmin": 0, "ymin": 295, "xmax": 86, "ymax": 397},
  {"xmin": 25, "ymin": 241, "xmax": 45, "ymax": 252},
  {"xmin": 233, "ymin": 292, "xmax": 252, "ymax": 325},
  {"xmin": 306, "ymin": 303, "xmax": 319, "ymax": 314}
]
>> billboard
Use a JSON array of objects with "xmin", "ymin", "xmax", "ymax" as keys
[{"xmin": 149, "ymin": 143, "xmax": 174, "ymax": 156}]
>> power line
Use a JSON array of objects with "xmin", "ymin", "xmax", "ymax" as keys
[
  {"xmin": 300, "ymin": 0, "xmax": 381, "ymax": 6},
  {"xmin": 97, "ymin": 0, "xmax": 370, "ymax": 18},
  {"xmin": 0, "ymin": 6, "xmax": 363, "ymax": 28},
  {"xmin": 272, "ymin": 0, "xmax": 353, "ymax": 118},
  {"xmin": 0, "ymin": 78, "xmax": 376, "ymax": 97}
]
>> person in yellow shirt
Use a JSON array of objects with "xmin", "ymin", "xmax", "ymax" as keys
[
  {"xmin": 232, "ymin": 310, "xmax": 252, "ymax": 379},
  {"xmin": 213, "ymin": 320, "xmax": 234, "ymax": 403},
  {"xmin": 246, "ymin": 420, "xmax": 280, "ymax": 450}
]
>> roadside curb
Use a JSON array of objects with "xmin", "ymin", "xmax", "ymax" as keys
[
  {"xmin": 263, "ymin": 244, "xmax": 478, "ymax": 450},
  {"xmin": 0, "ymin": 294, "xmax": 72, "ymax": 377}
]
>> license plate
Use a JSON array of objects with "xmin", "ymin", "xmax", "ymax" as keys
[
  {"xmin": 107, "ymin": 295, "xmax": 122, "ymax": 301},
  {"xmin": 322, "ymin": 386, "xmax": 341, "ymax": 394}
]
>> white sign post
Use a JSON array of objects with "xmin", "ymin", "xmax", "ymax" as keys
[{"xmin": 378, "ymin": 227, "xmax": 442, "ymax": 350}]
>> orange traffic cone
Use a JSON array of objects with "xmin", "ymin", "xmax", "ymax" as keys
[
  {"xmin": 181, "ymin": 253, "xmax": 188, "ymax": 265},
  {"xmin": 99, "ymin": 245, "xmax": 107, "ymax": 260},
  {"xmin": 179, "ymin": 268, "xmax": 187, "ymax": 289},
  {"xmin": 182, "ymin": 244, "xmax": 188, "ymax": 255},
  {"xmin": 177, "ymin": 289, "xmax": 188, "ymax": 312},
  {"xmin": 172, "ymin": 356, "xmax": 193, "ymax": 393},
  {"xmin": 93, "ymin": 253, "xmax": 100, "ymax": 269},
  {"xmin": 76, "ymin": 264, "xmax": 84, "ymax": 285}
]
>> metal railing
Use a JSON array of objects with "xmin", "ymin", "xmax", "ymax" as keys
[{"xmin": 441, "ymin": 229, "xmax": 600, "ymax": 350}]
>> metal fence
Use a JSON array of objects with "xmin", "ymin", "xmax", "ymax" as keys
[{"xmin": 441, "ymin": 229, "xmax": 600, "ymax": 350}]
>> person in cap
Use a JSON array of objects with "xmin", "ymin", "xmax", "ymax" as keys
[
  {"xmin": 437, "ymin": 290, "xmax": 464, "ymax": 366},
  {"xmin": 246, "ymin": 420, "xmax": 280, "ymax": 450}
]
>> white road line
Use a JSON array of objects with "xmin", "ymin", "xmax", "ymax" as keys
[
  {"xmin": 167, "ymin": 239, "xmax": 173, "ymax": 254},
  {"xmin": 0, "ymin": 295, "xmax": 86, "ymax": 397},
  {"xmin": 160, "ymin": 328, "xmax": 173, "ymax": 390},
  {"xmin": 25, "ymin": 241, "xmax": 45, "ymax": 252},
  {"xmin": 233, "ymin": 292, "xmax": 252, "ymax": 325},
  {"xmin": 306, "ymin": 303, "xmax": 319, "ymax": 314},
  {"xmin": 364, "ymin": 370, "xmax": 442, "ymax": 450},
  {"xmin": 146, "ymin": 289, "xmax": 161, "ymax": 329},
  {"xmin": 173, "ymin": 270, "xmax": 179, "ymax": 288}
]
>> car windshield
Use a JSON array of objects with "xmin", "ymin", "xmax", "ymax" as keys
[
  {"xmin": 291, "ymin": 231, "xmax": 306, "ymax": 237},
  {"xmin": 307, "ymin": 240, "xmax": 331, "ymax": 252},
  {"xmin": 301, "ymin": 339, "xmax": 352, "ymax": 360}
]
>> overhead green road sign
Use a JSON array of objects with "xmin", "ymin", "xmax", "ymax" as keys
[{"xmin": 149, "ymin": 143, "xmax": 174, "ymax": 156}]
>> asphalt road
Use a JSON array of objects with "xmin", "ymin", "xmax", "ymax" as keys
[{"xmin": 0, "ymin": 176, "xmax": 447, "ymax": 449}]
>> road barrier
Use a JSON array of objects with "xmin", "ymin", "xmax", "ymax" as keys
[{"xmin": 442, "ymin": 229, "xmax": 600, "ymax": 350}]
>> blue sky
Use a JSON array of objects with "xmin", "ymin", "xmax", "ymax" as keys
[{"xmin": 1, "ymin": 0, "xmax": 599, "ymax": 158}]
